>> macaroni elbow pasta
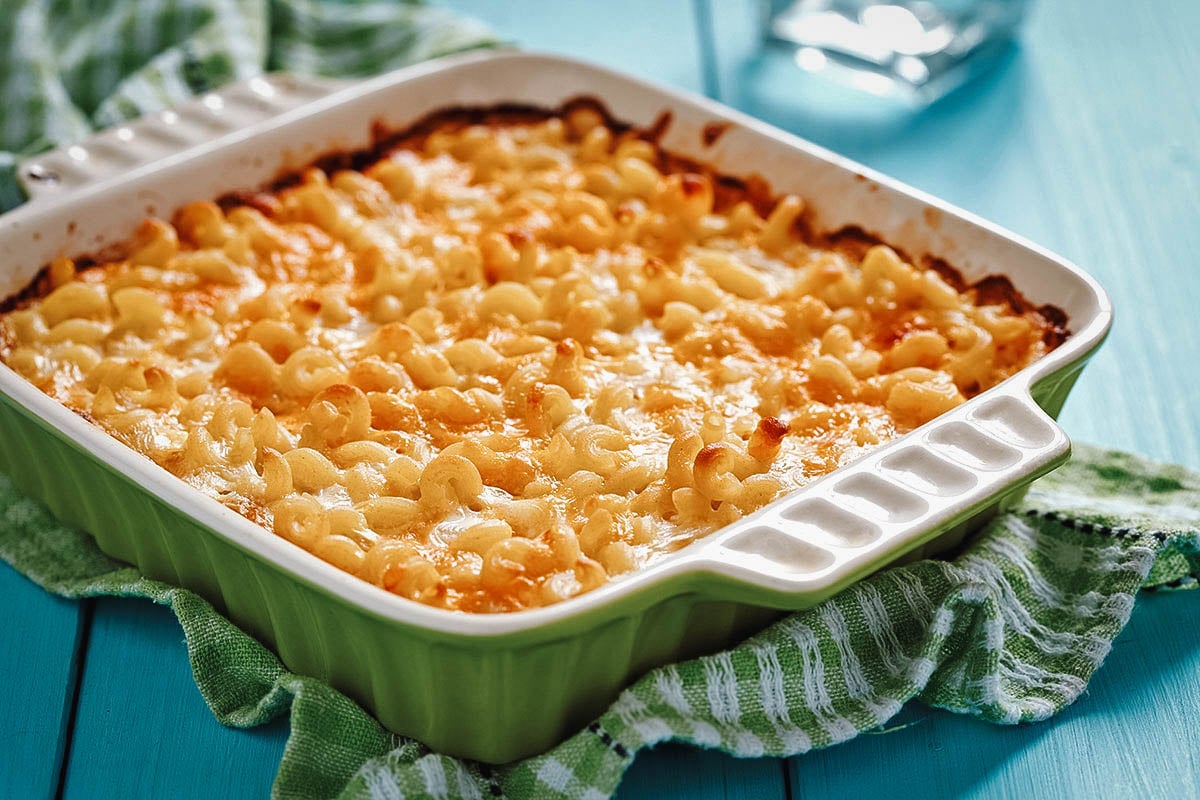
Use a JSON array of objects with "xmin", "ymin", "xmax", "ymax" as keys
[{"xmin": 0, "ymin": 104, "xmax": 1063, "ymax": 612}]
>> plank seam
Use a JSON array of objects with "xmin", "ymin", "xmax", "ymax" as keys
[
  {"xmin": 781, "ymin": 753, "xmax": 795, "ymax": 800},
  {"xmin": 53, "ymin": 598, "xmax": 95, "ymax": 800}
]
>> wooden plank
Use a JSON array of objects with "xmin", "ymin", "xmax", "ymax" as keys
[
  {"xmin": 60, "ymin": 598, "xmax": 287, "ymax": 800},
  {"xmin": 617, "ymin": 745, "xmax": 786, "ymax": 800},
  {"xmin": 706, "ymin": 0, "xmax": 1200, "ymax": 470},
  {"xmin": 0, "ymin": 565, "xmax": 87, "ymax": 799},
  {"xmin": 439, "ymin": 0, "xmax": 707, "ymax": 93},
  {"xmin": 786, "ymin": 589, "xmax": 1200, "ymax": 798}
]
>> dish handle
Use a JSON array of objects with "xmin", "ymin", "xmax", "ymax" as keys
[
  {"xmin": 691, "ymin": 386, "xmax": 1071, "ymax": 604},
  {"xmin": 16, "ymin": 74, "xmax": 347, "ymax": 207}
]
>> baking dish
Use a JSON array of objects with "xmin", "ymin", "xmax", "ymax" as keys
[{"xmin": 0, "ymin": 51, "xmax": 1111, "ymax": 762}]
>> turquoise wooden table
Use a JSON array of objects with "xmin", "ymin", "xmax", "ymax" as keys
[{"xmin": 2, "ymin": 1, "xmax": 1198, "ymax": 797}]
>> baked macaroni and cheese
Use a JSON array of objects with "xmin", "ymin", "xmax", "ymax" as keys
[{"xmin": 0, "ymin": 103, "xmax": 1066, "ymax": 612}]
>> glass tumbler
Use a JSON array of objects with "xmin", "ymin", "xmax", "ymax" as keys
[{"xmin": 762, "ymin": 0, "xmax": 1030, "ymax": 106}]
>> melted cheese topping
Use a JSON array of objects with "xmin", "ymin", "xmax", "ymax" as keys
[{"xmin": 0, "ymin": 107, "xmax": 1059, "ymax": 612}]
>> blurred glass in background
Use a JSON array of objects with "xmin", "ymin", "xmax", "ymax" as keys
[{"xmin": 762, "ymin": 0, "xmax": 1029, "ymax": 107}]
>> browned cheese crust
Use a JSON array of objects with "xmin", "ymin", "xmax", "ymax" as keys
[{"xmin": 0, "ymin": 100, "xmax": 1067, "ymax": 612}]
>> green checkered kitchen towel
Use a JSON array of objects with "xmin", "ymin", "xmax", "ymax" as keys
[
  {"xmin": 0, "ymin": 0, "xmax": 500, "ymax": 210},
  {"xmin": 3, "ymin": 3, "xmax": 1200, "ymax": 798}
]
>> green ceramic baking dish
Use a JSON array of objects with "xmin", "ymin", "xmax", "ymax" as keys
[{"xmin": 0, "ymin": 51, "xmax": 1111, "ymax": 762}]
